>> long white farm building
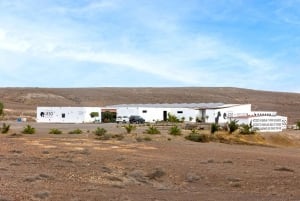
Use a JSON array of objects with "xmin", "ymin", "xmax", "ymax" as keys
[
  {"xmin": 111, "ymin": 103, "xmax": 252, "ymax": 123},
  {"xmin": 36, "ymin": 103, "xmax": 288, "ymax": 132},
  {"xmin": 110, "ymin": 103, "xmax": 287, "ymax": 132}
]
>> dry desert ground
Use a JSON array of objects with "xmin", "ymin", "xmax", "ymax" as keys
[{"xmin": 0, "ymin": 122, "xmax": 300, "ymax": 201}]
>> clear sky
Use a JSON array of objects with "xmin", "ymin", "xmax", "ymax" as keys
[{"xmin": 0, "ymin": 0, "xmax": 299, "ymax": 92}]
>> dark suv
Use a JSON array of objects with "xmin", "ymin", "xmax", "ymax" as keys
[{"xmin": 129, "ymin": 115, "xmax": 145, "ymax": 124}]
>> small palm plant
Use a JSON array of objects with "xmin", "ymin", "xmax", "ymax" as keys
[
  {"xmin": 169, "ymin": 125, "xmax": 181, "ymax": 136},
  {"xmin": 228, "ymin": 120, "xmax": 239, "ymax": 134},
  {"xmin": 94, "ymin": 127, "xmax": 107, "ymax": 137},
  {"xmin": 210, "ymin": 123, "xmax": 219, "ymax": 134},
  {"xmin": 1, "ymin": 123, "xmax": 10, "ymax": 134},
  {"xmin": 124, "ymin": 124, "xmax": 136, "ymax": 134},
  {"xmin": 22, "ymin": 125, "xmax": 35, "ymax": 134},
  {"xmin": 145, "ymin": 125, "xmax": 160, "ymax": 134}
]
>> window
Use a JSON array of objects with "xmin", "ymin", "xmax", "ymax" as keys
[
  {"xmin": 177, "ymin": 111, "xmax": 183, "ymax": 114},
  {"xmin": 62, "ymin": 113, "xmax": 65, "ymax": 118},
  {"xmin": 142, "ymin": 110, "xmax": 147, "ymax": 113}
]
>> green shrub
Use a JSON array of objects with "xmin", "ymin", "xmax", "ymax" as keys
[
  {"xmin": 145, "ymin": 125, "xmax": 160, "ymax": 134},
  {"xmin": 296, "ymin": 121, "xmax": 300, "ymax": 130},
  {"xmin": 124, "ymin": 124, "xmax": 136, "ymax": 134},
  {"xmin": 239, "ymin": 124, "xmax": 256, "ymax": 135},
  {"xmin": 90, "ymin": 112, "xmax": 99, "ymax": 118},
  {"xmin": 167, "ymin": 113, "xmax": 180, "ymax": 123},
  {"xmin": 94, "ymin": 127, "xmax": 107, "ymax": 136},
  {"xmin": 210, "ymin": 123, "xmax": 219, "ymax": 134},
  {"xmin": 228, "ymin": 120, "xmax": 239, "ymax": 134},
  {"xmin": 49, "ymin": 128, "xmax": 62, "ymax": 134},
  {"xmin": 101, "ymin": 111, "xmax": 116, "ymax": 123},
  {"xmin": 0, "ymin": 102, "xmax": 4, "ymax": 116},
  {"xmin": 185, "ymin": 133, "xmax": 210, "ymax": 143},
  {"xmin": 1, "ymin": 123, "xmax": 10, "ymax": 134},
  {"xmin": 68, "ymin": 129, "xmax": 83, "ymax": 134},
  {"xmin": 169, "ymin": 125, "xmax": 181, "ymax": 136},
  {"xmin": 22, "ymin": 125, "xmax": 35, "ymax": 134}
]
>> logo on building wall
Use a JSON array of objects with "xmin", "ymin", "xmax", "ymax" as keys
[{"xmin": 40, "ymin": 111, "xmax": 53, "ymax": 118}]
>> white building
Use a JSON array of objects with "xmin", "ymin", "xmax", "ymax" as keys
[
  {"xmin": 36, "ymin": 104, "xmax": 288, "ymax": 132},
  {"xmin": 36, "ymin": 107, "xmax": 101, "ymax": 123},
  {"xmin": 110, "ymin": 103, "xmax": 287, "ymax": 132},
  {"xmin": 113, "ymin": 103, "xmax": 201, "ymax": 123},
  {"xmin": 199, "ymin": 104, "xmax": 252, "ymax": 124},
  {"xmin": 110, "ymin": 103, "xmax": 252, "ymax": 123}
]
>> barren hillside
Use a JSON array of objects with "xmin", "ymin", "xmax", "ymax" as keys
[{"xmin": 1, "ymin": 87, "xmax": 300, "ymax": 123}]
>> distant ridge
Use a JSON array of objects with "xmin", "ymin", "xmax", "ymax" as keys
[{"xmin": 0, "ymin": 87, "xmax": 300, "ymax": 123}]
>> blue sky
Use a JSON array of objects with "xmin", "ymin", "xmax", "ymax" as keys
[{"xmin": 0, "ymin": 0, "xmax": 299, "ymax": 92}]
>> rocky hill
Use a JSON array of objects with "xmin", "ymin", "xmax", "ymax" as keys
[{"xmin": 1, "ymin": 87, "xmax": 300, "ymax": 123}]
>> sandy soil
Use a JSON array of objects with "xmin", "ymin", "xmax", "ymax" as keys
[{"xmin": 0, "ymin": 122, "xmax": 300, "ymax": 201}]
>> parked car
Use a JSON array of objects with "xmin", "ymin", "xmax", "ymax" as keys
[
  {"xmin": 129, "ymin": 115, "xmax": 145, "ymax": 124},
  {"xmin": 116, "ymin": 116, "xmax": 129, "ymax": 123}
]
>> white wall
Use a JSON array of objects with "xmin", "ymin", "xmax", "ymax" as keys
[
  {"xmin": 279, "ymin": 116, "xmax": 288, "ymax": 129},
  {"xmin": 234, "ymin": 115, "xmax": 288, "ymax": 132},
  {"xmin": 205, "ymin": 104, "xmax": 252, "ymax": 124},
  {"xmin": 36, "ymin": 107, "xmax": 101, "ymax": 123},
  {"xmin": 137, "ymin": 107, "xmax": 170, "ymax": 122},
  {"xmin": 169, "ymin": 108, "xmax": 199, "ymax": 122},
  {"xmin": 116, "ymin": 107, "xmax": 139, "ymax": 118},
  {"xmin": 250, "ymin": 116, "xmax": 286, "ymax": 132},
  {"xmin": 249, "ymin": 111, "xmax": 277, "ymax": 116},
  {"xmin": 116, "ymin": 107, "xmax": 199, "ymax": 122},
  {"xmin": 116, "ymin": 104, "xmax": 254, "ymax": 123}
]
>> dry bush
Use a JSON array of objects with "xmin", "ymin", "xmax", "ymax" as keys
[
  {"xmin": 185, "ymin": 130, "xmax": 210, "ymax": 143},
  {"xmin": 68, "ymin": 129, "xmax": 82, "ymax": 134},
  {"xmin": 49, "ymin": 128, "xmax": 62, "ymax": 134}
]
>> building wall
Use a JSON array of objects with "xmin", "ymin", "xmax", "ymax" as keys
[
  {"xmin": 116, "ymin": 107, "xmax": 139, "ymax": 118},
  {"xmin": 249, "ymin": 111, "xmax": 277, "ymax": 116},
  {"xmin": 116, "ymin": 107, "xmax": 199, "ymax": 122},
  {"xmin": 234, "ymin": 115, "xmax": 288, "ymax": 132},
  {"xmin": 168, "ymin": 108, "xmax": 199, "ymax": 122},
  {"xmin": 116, "ymin": 104, "xmax": 254, "ymax": 123},
  {"xmin": 36, "ymin": 107, "xmax": 101, "ymax": 123},
  {"xmin": 205, "ymin": 104, "xmax": 252, "ymax": 124},
  {"xmin": 138, "ymin": 107, "xmax": 170, "ymax": 122}
]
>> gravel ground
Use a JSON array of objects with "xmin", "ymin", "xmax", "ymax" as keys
[{"xmin": 0, "ymin": 122, "xmax": 300, "ymax": 201}]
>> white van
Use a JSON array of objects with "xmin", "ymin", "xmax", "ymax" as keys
[{"xmin": 116, "ymin": 116, "xmax": 129, "ymax": 123}]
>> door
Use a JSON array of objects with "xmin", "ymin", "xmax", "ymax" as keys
[{"xmin": 163, "ymin": 111, "xmax": 168, "ymax": 121}]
